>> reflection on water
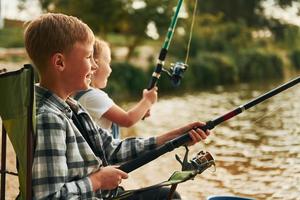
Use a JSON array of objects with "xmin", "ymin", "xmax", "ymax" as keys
[{"xmin": 124, "ymin": 79, "xmax": 300, "ymax": 200}]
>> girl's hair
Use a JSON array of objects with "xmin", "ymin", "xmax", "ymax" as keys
[
  {"xmin": 93, "ymin": 38, "xmax": 110, "ymax": 60},
  {"xmin": 24, "ymin": 13, "xmax": 94, "ymax": 73}
]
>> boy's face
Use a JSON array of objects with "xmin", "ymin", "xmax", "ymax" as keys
[
  {"xmin": 63, "ymin": 41, "xmax": 96, "ymax": 92},
  {"xmin": 92, "ymin": 46, "xmax": 112, "ymax": 89}
]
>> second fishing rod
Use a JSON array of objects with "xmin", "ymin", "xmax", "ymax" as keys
[{"xmin": 119, "ymin": 76, "xmax": 300, "ymax": 173}]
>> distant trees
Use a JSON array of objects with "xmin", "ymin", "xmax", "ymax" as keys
[
  {"xmin": 17, "ymin": 0, "xmax": 300, "ymax": 62},
  {"xmin": 10, "ymin": 0, "xmax": 300, "ymax": 94},
  {"xmin": 197, "ymin": 0, "xmax": 295, "ymax": 27},
  {"xmin": 36, "ymin": 0, "xmax": 176, "ymax": 60}
]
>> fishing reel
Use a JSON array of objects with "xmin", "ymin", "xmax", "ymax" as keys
[
  {"xmin": 175, "ymin": 146, "xmax": 215, "ymax": 174},
  {"xmin": 162, "ymin": 62, "xmax": 188, "ymax": 87}
]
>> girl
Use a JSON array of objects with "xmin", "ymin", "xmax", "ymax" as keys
[{"xmin": 74, "ymin": 39, "xmax": 157, "ymax": 138}]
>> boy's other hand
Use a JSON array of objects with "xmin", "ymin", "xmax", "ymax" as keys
[
  {"xmin": 89, "ymin": 166, "xmax": 128, "ymax": 191},
  {"xmin": 156, "ymin": 121, "xmax": 211, "ymax": 146},
  {"xmin": 185, "ymin": 121, "xmax": 211, "ymax": 146},
  {"xmin": 173, "ymin": 121, "xmax": 211, "ymax": 145}
]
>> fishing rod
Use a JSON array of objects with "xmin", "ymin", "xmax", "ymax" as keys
[
  {"xmin": 147, "ymin": 0, "xmax": 188, "ymax": 89},
  {"xmin": 119, "ymin": 76, "xmax": 300, "ymax": 173},
  {"xmin": 142, "ymin": 0, "xmax": 187, "ymax": 120}
]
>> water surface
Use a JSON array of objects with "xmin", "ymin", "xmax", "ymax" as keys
[{"xmin": 123, "ymin": 79, "xmax": 300, "ymax": 200}]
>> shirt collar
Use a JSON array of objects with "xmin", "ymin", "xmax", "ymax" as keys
[{"xmin": 35, "ymin": 85, "xmax": 73, "ymax": 118}]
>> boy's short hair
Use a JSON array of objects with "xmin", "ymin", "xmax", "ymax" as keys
[{"xmin": 24, "ymin": 13, "xmax": 94, "ymax": 73}]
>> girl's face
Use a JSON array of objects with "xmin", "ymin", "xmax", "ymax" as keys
[{"xmin": 92, "ymin": 45, "xmax": 112, "ymax": 89}]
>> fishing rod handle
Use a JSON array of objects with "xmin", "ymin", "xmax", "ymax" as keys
[
  {"xmin": 119, "ymin": 121, "xmax": 214, "ymax": 173},
  {"xmin": 119, "ymin": 142, "xmax": 175, "ymax": 173},
  {"xmin": 169, "ymin": 120, "xmax": 215, "ymax": 148},
  {"xmin": 147, "ymin": 48, "xmax": 168, "ymax": 89}
]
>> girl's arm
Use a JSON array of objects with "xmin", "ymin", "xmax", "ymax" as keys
[{"xmin": 103, "ymin": 87, "xmax": 157, "ymax": 127}]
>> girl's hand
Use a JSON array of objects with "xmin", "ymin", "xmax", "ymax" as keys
[{"xmin": 143, "ymin": 87, "xmax": 158, "ymax": 105}]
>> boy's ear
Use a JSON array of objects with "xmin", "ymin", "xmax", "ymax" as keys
[{"xmin": 51, "ymin": 53, "xmax": 65, "ymax": 72}]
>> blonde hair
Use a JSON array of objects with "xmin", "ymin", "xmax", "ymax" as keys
[
  {"xmin": 93, "ymin": 38, "xmax": 110, "ymax": 60},
  {"xmin": 24, "ymin": 13, "xmax": 94, "ymax": 73},
  {"xmin": 90, "ymin": 38, "xmax": 110, "ymax": 88}
]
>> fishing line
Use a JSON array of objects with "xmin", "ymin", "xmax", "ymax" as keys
[
  {"xmin": 184, "ymin": 0, "xmax": 198, "ymax": 65},
  {"xmin": 243, "ymin": 84, "xmax": 298, "ymax": 128},
  {"xmin": 251, "ymin": 105, "xmax": 283, "ymax": 125},
  {"xmin": 197, "ymin": 81, "xmax": 298, "ymax": 173}
]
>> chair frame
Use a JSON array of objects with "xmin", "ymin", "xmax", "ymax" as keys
[{"xmin": 0, "ymin": 64, "xmax": 35, "ymax": 200}]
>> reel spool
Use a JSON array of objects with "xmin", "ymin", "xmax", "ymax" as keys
[
  {"xmin": 162, "ymin": 62, "xmax": 188, "ymax": 87},
  {"xmin": 175, "ymin": 146, "xmax": 215, "ymax": 173}
]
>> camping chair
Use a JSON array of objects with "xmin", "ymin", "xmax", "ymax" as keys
[{"xmin": 0, "ymin": 64, "xmax": 35, "ymax": 200}]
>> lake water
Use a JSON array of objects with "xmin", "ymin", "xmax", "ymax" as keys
[{"xmin": 122, "ymin": 78, "xmax": 300, "ymax": 200}]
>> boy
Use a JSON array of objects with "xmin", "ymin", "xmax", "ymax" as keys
[{"xmin": 25, "ymin": 13, "xmax": 210, "ymax": 199}]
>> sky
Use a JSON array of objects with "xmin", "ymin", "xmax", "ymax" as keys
[
  {"xmin": 0, "ymin": 0, "xmax": 41, "ymax": 21},
  {"xmin": 262, "ymin": 0, "xmax": 300, "ymax": 26}
]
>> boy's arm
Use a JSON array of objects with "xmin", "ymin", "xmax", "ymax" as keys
[
  {"xmin": 103, "ymin": 87, "xmax": 157, "ymax": 127},
  {"xmin": 155, "ymin": 121, "xmax": 210, "ymax": 146},
  {"xmin": 33, "ymin": 112, "xmax": 94, "ymax": 199},
  {"xmin": 101, "ymin": 128, "xmax": 157, "ymax": 164},
  {"xmin": 103, "ymin": 121, "xmax": 210, "ymax": 164}
]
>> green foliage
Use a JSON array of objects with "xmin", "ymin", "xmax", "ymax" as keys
[
  {"xmin": 197, "ymin": 0, "xmax": 264, "ymax": 27},
  {"xmin": 0, "ymin": 27, "xmax": 24, "ymax": 48},
  {"xmin": 289, "ymin": 49, "xmax": 300, "ymax": 70},
  {"xmin": 269, "ymin": 22, "xmax": 300, "ymax": 47},
  {"xmin": 171, "ymin": 15, "xmax": 252, "ymax": 58},
  {"xmin": 106, "ymin": 62, "xmax": 147, "ymax": 101},
  {"xmin": 188, "ymin": 52, "xmax": 237, "ymax": 87},
  {"xmin": 237, "ymin": 49, "xmax": 284, "ymax": 81},
  {"xmin": 3, "ymin": 0, "xmax": 298, "ymax": 98},
  {"xmin": 197, "ymin": 0, "xmax": 297, "ymax": 29},
  {"xmin": 170, "ymin": 13, "xmax": 288, "ymax": 87},
  {"xmin": 38, "ymin": 0, "xmax": 175, "ymax": 60}
]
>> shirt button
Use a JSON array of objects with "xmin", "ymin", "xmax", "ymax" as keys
[{"xmin": 66, "ymin": 108, "xmax": 72, "ymax": 113}]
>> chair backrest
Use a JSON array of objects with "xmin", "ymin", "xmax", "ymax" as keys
[{"xmin": 0, "ymin": 64, "xmax": 35, "ymax": 200}]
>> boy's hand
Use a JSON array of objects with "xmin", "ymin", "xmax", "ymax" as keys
[
  {"xmin": 89, "ymin": 166, "xmax": 128, "ymax": 191},
  {"xmin": 156, "ymin": 121, "xmax": 211, "ymax": 146},
  {"xmin": 186, "ymin": 121, "xmax": 211, "ymax": 145}
]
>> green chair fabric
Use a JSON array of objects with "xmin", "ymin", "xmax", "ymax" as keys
[{"xmin": 0, "ymin": 64, "xmax": 35, "ymax": 200}]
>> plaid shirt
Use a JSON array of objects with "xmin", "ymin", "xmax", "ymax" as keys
[{"xmin": 33, "ymin": 86, "xmax": 156, "ymax": 199}]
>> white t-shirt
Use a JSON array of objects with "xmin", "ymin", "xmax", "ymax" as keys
[{"xmin": 77, "ymin": 88, "xmax": 114, "ymax": 131}]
